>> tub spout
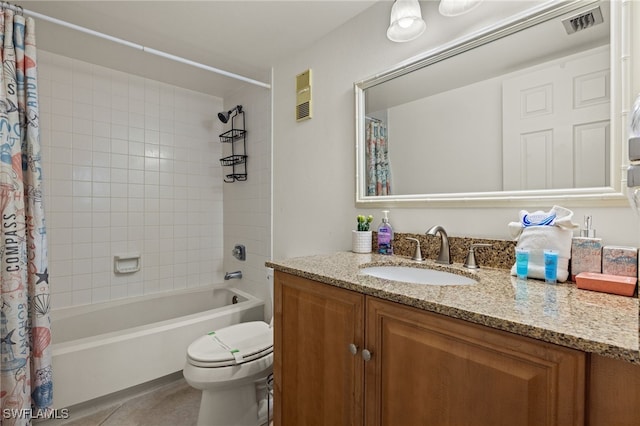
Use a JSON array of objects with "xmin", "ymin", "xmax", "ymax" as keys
[{"xmin": 224, "ymin": 270, "xmax": 243, "ymax": 280}]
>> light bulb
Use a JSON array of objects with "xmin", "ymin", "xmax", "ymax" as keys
[{"xmin": 398, "ymin": 17, "xmax": 413, "ymax": 28}]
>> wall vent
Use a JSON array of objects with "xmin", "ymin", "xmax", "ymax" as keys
[
  {"xmin": 296, "ymin": 69, "xmax": 312, "ymax": 122},
  {"xmin": 562, "ymin": 6, "xmax": 604, "ymax": 34}
]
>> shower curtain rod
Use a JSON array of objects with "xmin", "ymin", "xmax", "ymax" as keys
[{"xmin": 3, "ymin": 2, "xmax": 271, "ymax": 89}]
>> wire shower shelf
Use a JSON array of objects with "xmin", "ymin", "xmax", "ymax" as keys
[{"xmin": 218, "ymin": 108, "xmax": 247, "ymax": 183}]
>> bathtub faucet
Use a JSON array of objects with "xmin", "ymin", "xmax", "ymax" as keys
[{"xmin": 224, "ymin": 270, "xmax": 243, "ymax": 280}]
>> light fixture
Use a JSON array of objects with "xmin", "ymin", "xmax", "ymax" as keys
[
  {"xmin": 387, "ymin": 0, "xmax": 426, "ymax": 43},
  {"xmin": 217, "ymin": 105, "xmax": 243, "ymax": 123},
  {"xmin": 438, "ymin": 0, "xmax": 484, "ymax": 17}
]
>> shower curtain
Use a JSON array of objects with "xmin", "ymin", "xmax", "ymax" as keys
[
  {"xmin": 366, "ymin": 119, "xmax": 391, "ymax": 196},
  {"xmin": 0, "ymin": 9, "xmax": 53, "ymax": 424}
]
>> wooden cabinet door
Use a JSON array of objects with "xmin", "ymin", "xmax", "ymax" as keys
[
  {"xmin": 274, "ymin": 272, "xmax": 365, "ymax": 426},
  {"xmin": 588, "ymin": 354, "xmax": 640, "ymax": 426},
  {"xmin": 365, "ymin": 298, "xmax": 585, "ymax": 426}
]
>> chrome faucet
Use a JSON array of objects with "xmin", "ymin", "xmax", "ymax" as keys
[
  {"xmin": 426, "ymin": 225, "xmax": 452, "ymax": 264},
  {"xmin": 224, "ymin": 270, "xmax": 243, "ymax": 280}
]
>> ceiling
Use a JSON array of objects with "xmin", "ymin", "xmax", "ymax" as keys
[{"xmin": 14, "ymin": 0, "xmax": 381, "ymax": 97}]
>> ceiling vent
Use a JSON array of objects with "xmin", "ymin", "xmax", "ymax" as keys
[{"xmin": 562, "ymin": 6, "xmax": 604, "ymax": 34}]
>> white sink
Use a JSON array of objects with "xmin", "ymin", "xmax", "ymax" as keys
[{"xmin": 360, "ymin": 266, "xmax": 476, "ymax": 286}]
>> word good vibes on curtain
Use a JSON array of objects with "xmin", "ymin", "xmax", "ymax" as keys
[{"xmin": 0, "ymin": 8, "xmax": 53, "ymax": 425}]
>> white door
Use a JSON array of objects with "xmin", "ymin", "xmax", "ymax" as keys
[{"xmin": 502, "ymin": 46, "xmax": 609, "ymax": 191}]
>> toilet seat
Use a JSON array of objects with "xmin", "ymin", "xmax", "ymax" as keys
[{"xmin": 187, "ymin": 321, "xmax": 273, "ymax": 368}]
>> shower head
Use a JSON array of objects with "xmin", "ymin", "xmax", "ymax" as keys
[
  {"xmin": 217, "ymin": 105, "xmax": 243, "ymax": 123},
  {"xmin": 217, "ymin": 111, "xmax": 229, "ymax": 123}
]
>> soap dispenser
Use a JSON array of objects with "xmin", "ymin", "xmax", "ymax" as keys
[
  {"xmin": 377, "ymin": 210, "xmax": 394, "ymax": 255},
  {"xmin": 570, "ymin": 215, "xmax": 602, "ymax": 280}
]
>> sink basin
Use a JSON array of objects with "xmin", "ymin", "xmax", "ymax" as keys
[{"xmin": 360, "ymin": 266, "xmax": 476, "ymax": 286}]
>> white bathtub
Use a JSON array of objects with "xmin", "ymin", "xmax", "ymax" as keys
[{"xmin": 51, "ymin": 286, "xmax": 265, "ymax": 409}]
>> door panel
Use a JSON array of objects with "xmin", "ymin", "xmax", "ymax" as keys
[{"xmin": 503, "ymin": 46, "xmax": 609, "ymax": 190}]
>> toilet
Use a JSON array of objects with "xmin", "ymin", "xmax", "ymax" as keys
[{"xmin": 183, "ymin": 320, "xmax": 273, "ymax": 426}]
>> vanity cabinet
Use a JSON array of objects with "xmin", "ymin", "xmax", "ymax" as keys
[
  {"xmin": 588, "ymin": 354, "xmax": 640, "ymax": 426},
  {"xmin": 274, "ymin": 271, "xmax": 365, "ymax": 425},
  {"xmin": 274, "ymin": 271, "xmax": 586, "ymax": 426}
]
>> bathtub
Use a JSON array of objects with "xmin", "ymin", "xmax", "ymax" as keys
[{"xmin": 51, "ymin": 286, "xmax": 265, "ymax": 409}]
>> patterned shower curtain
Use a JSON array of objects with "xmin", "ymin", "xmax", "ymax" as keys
[
  {"xmin": 0, "ymin": 9, "xmax": 52, "ymax": 425},
  {"xmin": 366, "ymin": 118, "xmax": 391, "ymax": 196}
]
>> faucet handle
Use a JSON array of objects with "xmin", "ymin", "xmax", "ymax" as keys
[
  {"xmin": 464, "ymin": 243, "xmax": 492, "ymax": 269},
  {"xmin": 405, "ymin": 238, "xmax": 424, "ymax": 262}
]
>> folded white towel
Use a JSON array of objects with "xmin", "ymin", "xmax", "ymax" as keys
[
  {"xmin": 510, "ymin": 226, "xmax": 573, "ymax": 282},
  {"xmin": 508, "ymin": 205, "xmax": 579, "ymax": 238},
  {"xmin": 508, "ymin": 206, "xmax": 578, "ymax": 283}
]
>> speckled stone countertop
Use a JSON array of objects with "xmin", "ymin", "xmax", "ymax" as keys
[{"xmin": 267, "ymin": 252, "xmax": 640, "ymax": 364}]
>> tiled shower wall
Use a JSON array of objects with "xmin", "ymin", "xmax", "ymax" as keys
[
  {"xmin": 222, "ymin": 83, "xmax": 272, "ymax": 321},
  {"xmin": 37, "ymin": 50, "xmax": 225, "ymax": 310}
]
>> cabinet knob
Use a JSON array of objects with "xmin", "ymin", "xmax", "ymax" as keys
[
  {"xmin": 348, "ymin": 343, "xmax": 358, "ymax": 355},
  {"xmin": 362, "ymin": 349, "xmax": 372, "ymax": 361}
]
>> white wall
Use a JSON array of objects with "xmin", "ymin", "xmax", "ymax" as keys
[
  {"xmin": 272, "ymin": 1, "xmax": 640, "ymax": 259},
  {"xmin": 222, "ymin": 83, "xmax": 273, "ymax": 321},
  {"xmin": 389, "ymin": 76, "xmax": 503, "ymax": 194},
  {"xmin": 39, "ymin": 50, "xmax": 225, "ymax": 309}
]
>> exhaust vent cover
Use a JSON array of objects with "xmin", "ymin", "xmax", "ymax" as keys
[
  {"xmin": 296, "ymin": 69, "xmax": 312, "ymax": 122},
  {"xmin": 562, "ymin": 6, "xmax": 604, "ymax": 34}
]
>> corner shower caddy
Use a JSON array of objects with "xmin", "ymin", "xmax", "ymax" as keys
[{"xmin": 219, "ymin": 107, "xmax": 247, "ymax": 182}]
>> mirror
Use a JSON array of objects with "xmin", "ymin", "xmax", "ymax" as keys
[{"xmin": 355, "ymin": 0, "xmax": 629, "ymax": 206}]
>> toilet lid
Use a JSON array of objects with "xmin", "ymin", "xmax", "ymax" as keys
[{"xmin": 187, "ymin": 321, "xmax": 273, "ymax": 367}]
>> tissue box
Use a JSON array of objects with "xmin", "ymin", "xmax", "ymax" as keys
[
  {"xmin": 601, "ymin": 246, "xmax": 638, "ymax": 278},
  {"xmin": 576, "ymin": 272, "xmax": 637, "ymax": 297},
  {"xmin": 570, "ymin": 237, "xmax": 602, "ymax": 281}
]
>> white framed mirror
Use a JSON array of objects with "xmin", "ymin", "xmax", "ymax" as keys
[{"xmin": 355, "ymin": 0, "xmax": 631, "ymax": 207}]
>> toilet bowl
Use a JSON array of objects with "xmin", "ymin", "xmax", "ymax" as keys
[{"xmin": 183, "ymin": 320, "xmax": 274, "ymax": 426}]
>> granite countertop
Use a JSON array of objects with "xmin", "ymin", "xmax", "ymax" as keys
[{"xmin": 267, "ymin": 252, "xmax": 640, "ymax": 364}]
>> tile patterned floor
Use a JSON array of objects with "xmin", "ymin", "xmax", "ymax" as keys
[{"xmin": 59, "ymin": 378, "xmax": 201, "ymax": 426}]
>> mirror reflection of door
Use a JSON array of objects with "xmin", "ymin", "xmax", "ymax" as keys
[{"xmin": 502, "ymin": 46, "xmax": 610, "ymax": 190}]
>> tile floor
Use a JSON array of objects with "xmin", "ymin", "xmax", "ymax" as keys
[
  {"xmin": 42, "ymin": 375, "xmax": 273, "ymax": 426},
  {"xmin": 54, "ymin": 376, "xmax": 201, "ymax": 426}
]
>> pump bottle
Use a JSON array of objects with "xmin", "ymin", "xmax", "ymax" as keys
[{"xmin": 377, "ymin": 210, "xmax": 394, "ymax": 255}]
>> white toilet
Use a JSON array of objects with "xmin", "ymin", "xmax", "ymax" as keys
[{"xmin": 183, "ymin": 320, "xmax": 274, "ymax": 426}]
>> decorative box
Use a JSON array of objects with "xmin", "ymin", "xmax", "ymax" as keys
[
  {"xmin": 601, "ymin": 246, "xmax": 638, "ymax": 278},
  {"xmin": 570, "ymin": 237, "xmax": 602, "ymax": 281}
]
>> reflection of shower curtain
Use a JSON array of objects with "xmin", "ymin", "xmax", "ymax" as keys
[
  {"xmin": 0, "ymin": 10, "xmax": 53, "ymax": 422},
  {"xmin": 366, "ymin": 119, "xmax": 391, "ymax": 196}
]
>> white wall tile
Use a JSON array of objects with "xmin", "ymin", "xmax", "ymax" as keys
[
  {"xmin": 92, "ymin": 136, "xmax": 110, "ymax": 152},
  {"xmin": 222, "ymin": 84, "xmax": 273, "ymax": 322},
  {"xmin": 110, "ymin": 284, "xmax": 128, "ymax": 300},
  {"xmin": 40, "ymin": 51, "xmax": 224, "ymax": 309},
  {"xmin": 72, "ymin": 290, "xmax": 92, "ymax": 306}
]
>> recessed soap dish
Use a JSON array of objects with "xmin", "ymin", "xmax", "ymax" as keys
[
  {"xmin": 114, "ymin": 253, "xmax": 141, "ymax": 274},
  {"xmin": 575, "ymin": 272, "xmax": 637, "ymax": 297}
]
